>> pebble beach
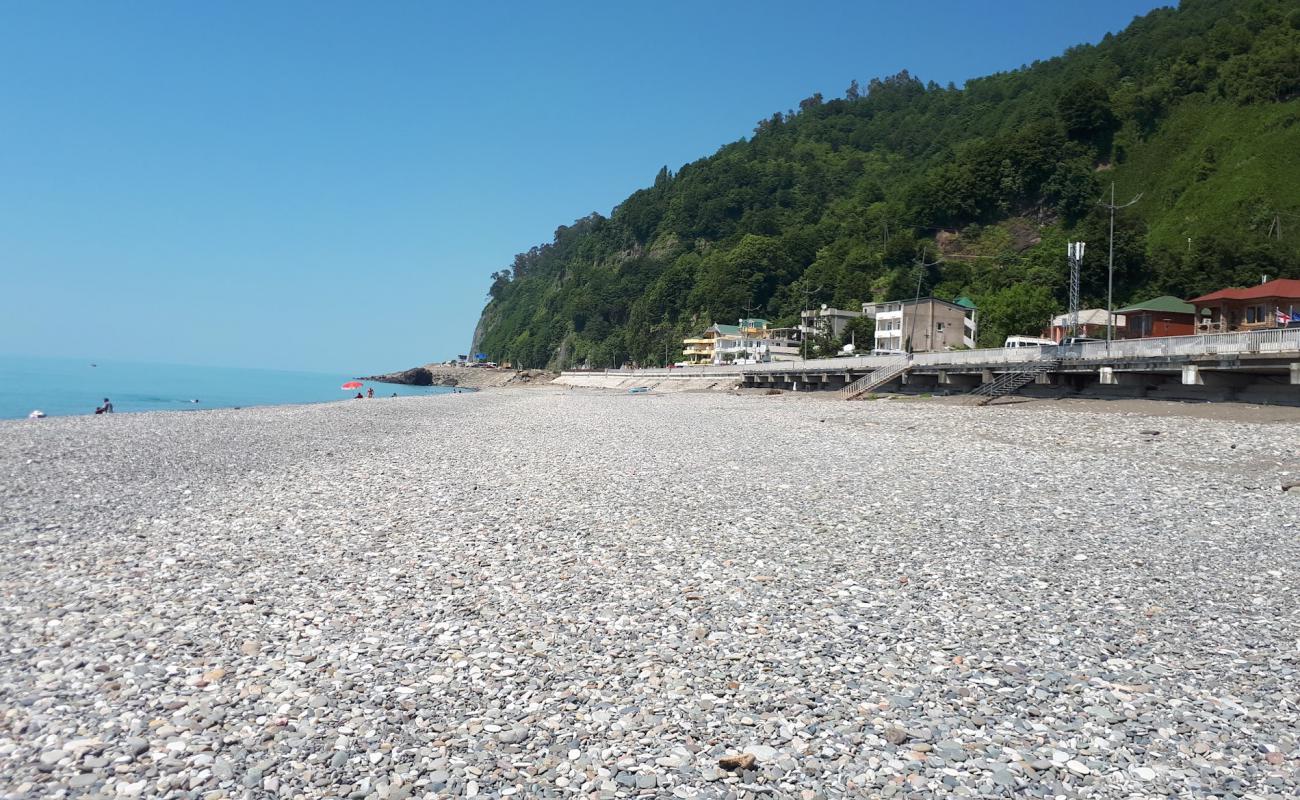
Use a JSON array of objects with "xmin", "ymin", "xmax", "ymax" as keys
[{"xmin": 1, "ymin": 388, "xmax": 1298, "ymax": 799}]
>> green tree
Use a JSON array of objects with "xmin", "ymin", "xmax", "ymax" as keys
[
  {"xmin": 976, "ymin": 283, "xmax": 1060, "ymax": 347},
  {"xmin": 842, "ymin": 316, "xmax": 876, "ymax": 351},
  {"xmin": 1057, "ymin": 78, "xmax": 1116, "ymax": 145}
]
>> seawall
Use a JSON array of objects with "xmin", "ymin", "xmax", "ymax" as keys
[{"xmin": 553, "ymin": 371, "xmax": 741, "ymax": 392}]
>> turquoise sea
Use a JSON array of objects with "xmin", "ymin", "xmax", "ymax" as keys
[{"xmin": 0, "ymin": 355, "xmax": 453, "ymax": 420}]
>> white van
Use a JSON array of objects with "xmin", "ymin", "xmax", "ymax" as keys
[{"xmin": 1004, "ymin": 336, "xmax": 1056, "ymax": 348}]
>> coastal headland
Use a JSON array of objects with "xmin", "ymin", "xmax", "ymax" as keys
[
  {"xmin": 1, "ymin": 389, "xmax": 1297, "ymax": 797},
  {"xmin": 361, "ymin": 364, "xmax": 554, "ymax": 391}
]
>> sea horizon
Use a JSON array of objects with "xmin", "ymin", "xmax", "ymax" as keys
[{"xmin": 0, "ymin": 354, "xmax": 450, "ymax": 420}]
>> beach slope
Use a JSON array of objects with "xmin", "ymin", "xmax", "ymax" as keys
[{"xmin": 1, "ymin": 391, "xmax": 1297, "ymax": 797}]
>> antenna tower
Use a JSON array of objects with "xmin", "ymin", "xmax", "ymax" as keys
[{"xmin": 1068, "ymin": 241, "xmax": 1084, "ymax": 338}]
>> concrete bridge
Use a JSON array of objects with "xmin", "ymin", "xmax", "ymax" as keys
[{"xmin": 560, "ymin": 327, "xmax": 1300, "ymax": 405}]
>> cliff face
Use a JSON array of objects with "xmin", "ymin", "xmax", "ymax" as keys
[{"xmin": 469, "ymin": 302, "xmax": 496, "ymax": 357}]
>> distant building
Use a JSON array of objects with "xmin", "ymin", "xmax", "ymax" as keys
[
  {"xmin": 799, "ymin": 307, "xmax": 863, "ymax": 340},
  {"xmin": 1115, "ymin": 295, "xmax": 1197, "ymax": 338},
  {"xmin": 713, "ymin": 333, "xmax": 800, "ymax": 364},
  {"xmin": 681, "ymin": 323, "xmax": 738, "ymax": 365},
  {"xmin": 864, "ymin": 297, "xmax": 977, "ymax": 352},
  {"xmin": 681, "ymin": 318, "xmax": 800, "ymax": 365},
  {"xmin": 1187, "ymin": 278, "xmax": 1300, "ymax": 333},
  {"xmin": 680, "ymin": 336, "xmax": 714, "ymax": 365},
  {"xmin": 1048, "ymin": 309, "xmax": 1126, "ymax": 342}
]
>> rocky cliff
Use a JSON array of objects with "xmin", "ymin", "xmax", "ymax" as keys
[{"xmin": 361, "ymin": 365, "xmax": 555, "ymax": 390}]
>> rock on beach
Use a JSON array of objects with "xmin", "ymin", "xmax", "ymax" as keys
[{"xmin": 0, "ymin": 388, "xmax": 1297, "ymax": 798}]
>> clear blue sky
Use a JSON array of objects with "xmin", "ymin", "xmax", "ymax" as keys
[{"xmin": 1, "ymin": 0, "xmax": 1169, "ymax": 373}]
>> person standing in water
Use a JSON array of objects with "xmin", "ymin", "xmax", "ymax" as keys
[{"xmin": 367, "ymin": 387, "xmax": 374, "ymax": 398}]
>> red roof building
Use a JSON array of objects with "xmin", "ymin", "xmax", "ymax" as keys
[{"xmin": 1187, "ymin": 278, "xmax": 1300, "ymax": 333}]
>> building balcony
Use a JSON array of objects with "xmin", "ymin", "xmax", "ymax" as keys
[{"xmin": 1199, "ymin": 319, "xmax": 1289, "ymax": 333}]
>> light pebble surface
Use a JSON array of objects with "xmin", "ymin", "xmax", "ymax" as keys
[{"xmin": 1, "ymin": 389, "xmax": 1298, "ymax": 799}]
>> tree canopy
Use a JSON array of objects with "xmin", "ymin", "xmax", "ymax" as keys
[{"xmin": 474, "ymin": 0, "xmax": 1300, "ymax": 368}]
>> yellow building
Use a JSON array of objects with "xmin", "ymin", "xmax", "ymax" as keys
[{"xmin": 681, "ymin": 337, "xmax": 714, "ymax": 365}]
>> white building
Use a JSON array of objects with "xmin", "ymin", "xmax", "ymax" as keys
[
  {"xmin": 713, "ymin": 335, "xmax": 800, "ymax": 364},
  {"xmin": 864, "ymin": 297, "xmax": 978, "ymax": 352},
  {"xmin": 799, "ymin": 306, "xmax": 863, "ymax": 340},
  {"xmin": 1048, "ymin": 309, "xmax": 1126, "ymax": 341}
]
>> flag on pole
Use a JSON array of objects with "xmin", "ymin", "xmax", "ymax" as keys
[{"xmin": 1278, "ymin": 308, "xmax": 1291, "ymax": 325}]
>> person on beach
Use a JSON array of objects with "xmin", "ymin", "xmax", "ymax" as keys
[
  {"xmin": 367, "ymin": 387, "xmax": 374, "ymax": 398},
  {"xmin": 354, "ymin": 392, "xmax": 364, "ymax": 399},
  {"xmin": 95, "ymin": 398, "xmax": 113, "ymax": 414}
]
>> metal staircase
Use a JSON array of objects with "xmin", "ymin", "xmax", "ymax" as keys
[
  {"xmin": 968, "ymin": 359, "xmax": 1061, "ymax": 405},
  {"xmin": 842, "ymin": 356, "xmax": 912, "ymax": 400}
]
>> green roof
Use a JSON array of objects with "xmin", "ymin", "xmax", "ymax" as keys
[
  {"xmin": 710, "ymin": 324, "xmax": 741, "ymax": 335},
  {"xmin": 738, "ymin": 318, "xmax": 769, "ymax": 328},
  {"xmin": 1116, "ymin": 295, "xmax": 1195, "ymax": 314},
  {"xmin": 954, "ymin": 296, "xmax": 976, "ymax": 309}
]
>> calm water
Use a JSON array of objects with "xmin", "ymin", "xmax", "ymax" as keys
[{"xmin": 0, "ymin": 355, "xmax": 453, "ymax": 419}]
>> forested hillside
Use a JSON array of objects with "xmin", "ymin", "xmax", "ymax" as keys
[{"xmin": 474, "ymin": 0, "xmax": 1300, "ymax": 368}]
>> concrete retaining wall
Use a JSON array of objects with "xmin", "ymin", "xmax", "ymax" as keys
[{"xmin": 554, "ymin": 372, "xmax": 740, "ymax": 393}]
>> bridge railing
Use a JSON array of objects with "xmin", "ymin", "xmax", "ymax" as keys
[
  {"xmin": 1072, "ymin": 327, "xmax": 1300, "ymax": 360},
  {"xmin": 912, "ymin": 347, "xmax": 1042, "ymax": 366}
]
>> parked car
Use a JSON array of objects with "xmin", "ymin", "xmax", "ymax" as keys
[
  {"xmin": 1058, "ymin": 336, "xmax": 1103, "ymax": 345},
  {"xmin": 870, "ymin": 348, "xmax": 907, "ymax": 356},
  {"xmin": 1004, "ymin": 336, "xmax": 1056, "ymax": 348}
]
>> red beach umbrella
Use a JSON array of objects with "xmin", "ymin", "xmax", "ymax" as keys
[{"xmin": 341, "ymin": 380, "xmax": 363, "ymax": 390}]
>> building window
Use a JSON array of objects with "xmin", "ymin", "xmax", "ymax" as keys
[{"xmin": 935, "ymin": 322, "xmax": 945, "ymax": 332}]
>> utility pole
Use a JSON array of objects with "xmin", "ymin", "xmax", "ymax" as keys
[
  {"xmin": 741, "ymin": 304, "xmax": 762, "ymax": 364},
  {"xmin": 799, "ymin": 284, "xmax": 822, "ymax": 361},
  {"xmin": 1268, "ymin": 213, "xmax": 1282, "ymax": 241},
  {"xmin": 665, "ymin": 318, "xmax": 676, "ymax": 369},
  {"xmin": 1268, "ymin": 210, "xmax": 1300, "ymax": 241},
  {"xmin": 907, "ymin": 254, "xmax": 941, "ymax": 353},
  {"xmin": 1067, "ymin": 241, "xmax": 1085, "ymax": 339},
  {"xmin": 1099, "ymin": 182, "xmax": 1142, "ymax": 348}
]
